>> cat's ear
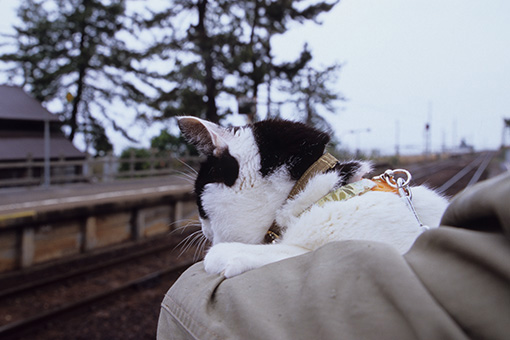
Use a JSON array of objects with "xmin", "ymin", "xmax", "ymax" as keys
[{"xmin": 177, "ymin": 116, "xmax": 228, "ymax": 156}]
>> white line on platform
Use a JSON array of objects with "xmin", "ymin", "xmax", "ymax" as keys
[{"xmin": 0, "ymin": 184, "xmax": 191, "ymax": 213}]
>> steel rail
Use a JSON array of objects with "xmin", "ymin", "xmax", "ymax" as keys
[
  {"xmin": 0, "ymin": 261, "xmax": 195, "ymax": 339},
  {"xmin": 0, "ymin": 228, "xmax": 200, "ymax": 299},
  {"xmin": 0, "ymin": 241, "xmax": 170, "ymax": 298},
  {"xmin": 437, "ymin": 153, "xmax": 488, "ymax": 193},
  {"xmin": 467, "ymin": 151, "xmax": 495, "ymax": 187}
]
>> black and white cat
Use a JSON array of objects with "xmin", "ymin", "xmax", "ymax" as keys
[{"xmin": 178, "ymin": 116, "xmax": 448, "ymax": 278}]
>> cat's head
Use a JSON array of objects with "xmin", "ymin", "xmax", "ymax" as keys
[{"xmin": 178, "ymin": 116, "xmax": 330, "ymax": 245}]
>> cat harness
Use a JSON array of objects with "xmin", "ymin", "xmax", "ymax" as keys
[{"xmin": 265, "ymin": 154, "xmax": 429, "ymax": 244}]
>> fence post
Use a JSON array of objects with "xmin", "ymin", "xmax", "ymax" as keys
[
  {"xmin": 83, "ymin": 152, "xmax": 91, "ymax": 181},
  {"xmin": 150, "ymin": 149, "xmax": 156, "ymax": 176},
  {"xmin": 26, "ymin": 153, "xmax": 33, "ymax": 182},
  {"xmin": 59, "ymin": 154, "xmax": 65, "ymax": 181},
  {"xmin": 103, "ymin": 151, "xmax": 118, "ymax": 182},
  {"xmin": 129, "ymin": 149, "xmax": 135, "ymax": 178},
  {"xmin": 103, "ymin": 152, "xmax": 112, "ymax": 182},
  {"xmin": 110, "ymin": 152, "xmax": 118, "ymax": 181},
  {"xmin": 43, "ymin": 118, "xmax": 51, "ymax": 187}
]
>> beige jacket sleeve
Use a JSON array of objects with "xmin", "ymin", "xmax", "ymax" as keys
[{"xmin": 158, "ymin": 173, "xmax": 510, "ymax": 340}]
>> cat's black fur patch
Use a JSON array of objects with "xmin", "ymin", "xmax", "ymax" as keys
[
  {"xmin": 194, "ymin": 150, "xmax": 239, "ymax": 219},
  {"xmin": 328, "ymin": 161, "xmax": 363, "ymax": 187},
  {"xmin": 252, "ymin": 120, "xmax": 330, "ymax": 180}
]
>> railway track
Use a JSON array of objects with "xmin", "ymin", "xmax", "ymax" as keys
[
  {"xmin": 0, "ymin": 227, "xmax": 204, "ymax": 340},
  {"xmin": 436, "ymin": 151, "xmax": 495, "ymax": 193},
  {"xmin": 401, "ymin": 151, "xmax": 497, "ymax": 197},
  {"xmin": 0, "ymin": 230, "xmax": 199, "ymax": 299},
  {"xmin": 0, "ymin": 263, "xmax": 194, "ymax": 339}
]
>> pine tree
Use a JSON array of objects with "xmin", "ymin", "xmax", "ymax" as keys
[
  {"xmin": 1, "ymin": 0, "xmax": 344, "ymax": 152},
  {"xmin": 281, "ymin": 64, "xmax": 344, "ymax": 133},
  {"xmin": 137, "ymin": 0, "xmax": 234, "ymax": 123},
  {"xmin": 233, "ymin": 0, "xmax": 338, "ymax": 120},
  {"xmin": 138, "ymin": 0, "xmax": 339, "ymax": 123}
]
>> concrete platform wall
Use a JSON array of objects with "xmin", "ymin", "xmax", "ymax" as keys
[{"xmin": 0, "ymin": 189, "xmax": 196, "ymax": 273}]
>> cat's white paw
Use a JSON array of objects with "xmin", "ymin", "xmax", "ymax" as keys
[
  {"xmin": 204, "ymin": 242, "xmax": 260, "ymax": 278},
  {"xmin": 204, "ymin": 242, "xmax": 309, "ymax": 278}
]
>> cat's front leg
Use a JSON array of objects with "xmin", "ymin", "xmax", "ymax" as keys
[{"xmin": 204, "ymin": 242, "xmax": 309, "ymax": 278}]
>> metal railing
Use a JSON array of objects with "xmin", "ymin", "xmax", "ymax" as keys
[{"xmin": 0, "ymin": 151, "xmax": 200, "ymax": 188}]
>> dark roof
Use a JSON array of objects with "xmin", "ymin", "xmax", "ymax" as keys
[
  {"xmin": 0, "ymin": 134, "xmax": 85, "ymax": 161},
  {"xmin": 0, "ymin": 85, "xmax": 60, "ymax": 122},
  {"xmin": 0, "ymin": 85, "xmax": 85, "ymax": 161}
]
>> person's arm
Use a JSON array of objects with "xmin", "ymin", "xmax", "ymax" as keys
[{"xmin": 158, "ymin": 173, "xmax": 510, "ymax": 340}]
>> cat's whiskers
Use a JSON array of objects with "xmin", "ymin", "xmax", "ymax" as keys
[
  {"xmin": 177, "ymin": 158, "xmax": 198, "ymax": 175},
  {"xmin": 174, "ymin": 170, "xmax": 197, "ymax": 185},
  {"xmin": 168, "ymin": 218, "xmax": 206, "ymax": 261},
  {"xmin": 167, "ymin": 219, "xmax": 201, "ymax": 236},
  {"xmin": 174, "ymin": 230, "xmax": 201, "ymax": 254},
  {"xmin": 175, "ymin": 229, "xmax": 208, "ymax": 260},
  {"xmin": 193, "ymin": 234, "xmax": 209, "ymax": 262},
  {"xmin": 170, "ymin": 159, "xmax": 198, "ymax": 185}
]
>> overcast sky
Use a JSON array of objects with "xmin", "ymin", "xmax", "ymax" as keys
[{"xmin": 1, "ymin": 0, "xmax": 509, "ymax": 156}]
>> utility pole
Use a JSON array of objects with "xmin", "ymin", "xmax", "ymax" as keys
[
  {"xmin": 424, "ymin": 122, "xmax": 431, "ymax": 157},
  {"xmin": 348, "ymin": 128, "xmax": 371, "ymax": 158},
  {"xmin": 43, "ymin": 119, "xmax": 50, "ymax": 187},
  {"xmin": 395, "ymin": 120, "xmax": 400, "ymax": 158},
  {"xmin": 501, "ymin": 118, "xmax": 510, "ymax": 148},
  {"xmin": 424, "ymin": 102, "xmax": 432, "ymax": 157},
  {"xmin": 502, "ymin": 118, "xmax": 510, "ymax": 167}
]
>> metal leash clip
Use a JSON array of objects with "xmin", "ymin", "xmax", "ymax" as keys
[
  {"xmin": 373, "ymin": 169, "xmax": 429, "ymax": 231},
  {"xmin": 373, "ymin": 169, "xmax": 412, "ymax": 190}
]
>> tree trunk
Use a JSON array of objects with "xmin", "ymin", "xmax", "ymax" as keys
[
  {"xmin": 69, "ymin": 0, "xmax": 91, "ymax": 141},
  {"xmin": 196, "ymin": 0, "xmax": 219, "ymax": 123},
  {"xmin": 249, "ymin": 0, "xmax": 261, "ymax": 121}
]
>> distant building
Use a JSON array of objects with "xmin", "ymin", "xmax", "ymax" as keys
[{"xmin": 0, "ymin": 85, "xmax": 86, "ymax": 186}]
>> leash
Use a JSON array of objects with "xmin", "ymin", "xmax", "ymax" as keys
[
  {"xmin": 372, "ymin": 169, "xmax": 429, "ymax": 230},
  {"xmin": 264, "ymin": 154, "xmax": 428, "ymax": 244}
]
